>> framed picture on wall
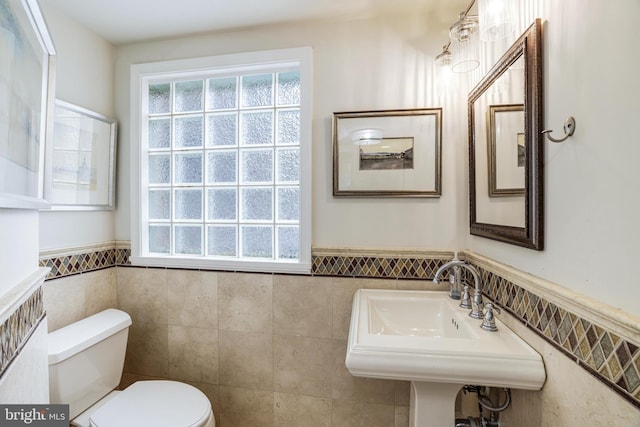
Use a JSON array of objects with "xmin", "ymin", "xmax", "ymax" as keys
[
  {"xmin": 0, "ymin": 0, "xmax": 56, "ymax": 209},
  {"xmin": 487, "ymin": 104, "xmax": 525, "ymax": 197},
  {"xmin": 332, "ymin": 109, "xmax": 442, "ymax": 197}
]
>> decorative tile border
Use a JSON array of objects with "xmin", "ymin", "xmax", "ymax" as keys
[
  {"xmin": 39, "ymin": 241, "xmax": 130, "ymax": 280},
  {"xmin": 0, "ymin": 268, "xmax": 48, "ymax": 380},
  {"xmin": 461, "ymin": 250, "xmax": 640, "ymax": 410}
]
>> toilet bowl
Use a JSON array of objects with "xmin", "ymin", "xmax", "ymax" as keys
[{"xmin": 48, "ymin": 309, "xmax": 215, "ymax": 427}]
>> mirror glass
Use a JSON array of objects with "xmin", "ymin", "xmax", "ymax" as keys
[{"xmin": 469, "ymin": 19, "xmax": 543, "ymax": 250}]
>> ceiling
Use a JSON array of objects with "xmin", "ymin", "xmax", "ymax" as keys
[{"xmin": 44, "ymin": 0, "xmax": 470, "ymax": 45}]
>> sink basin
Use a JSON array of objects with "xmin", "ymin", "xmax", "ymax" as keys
[{"xmin": 346, "ymin": 289, "xmax": 545, "ymax": 426}]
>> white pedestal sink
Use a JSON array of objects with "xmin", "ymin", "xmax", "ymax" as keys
[{"xmin": 345, "ymin": 289, "xmax": 545, "ymax": 427}]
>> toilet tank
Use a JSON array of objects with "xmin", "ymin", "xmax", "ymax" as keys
[{"xmin": 48, "ymin": 309, "xmax": 132, "ymax": 419}]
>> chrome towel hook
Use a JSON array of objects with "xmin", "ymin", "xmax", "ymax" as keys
[{"xmin": 542, "ymin": 116, "xmax": 576, "ymax": 143}]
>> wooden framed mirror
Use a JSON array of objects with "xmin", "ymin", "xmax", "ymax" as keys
[{"xmin": 468, "ymin": 19, "xmax": 543, "ymax": 250}]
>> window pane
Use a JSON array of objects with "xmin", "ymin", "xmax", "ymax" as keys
[
  {"xmin": 241, "ymin": 149, "xmax": 273, "ymax": 183},
  {"xmin": 241, "ymin": 188, "xmax": 272, "ymax": 221},
  {"xmin": 175, "ymin": 225, "xmax": 202, "ymax": 255},
  {"xmin": 207, "ymin": 151, "xmax": 237, "ymax": 184},
  {"xmin": 175, "ymin": 189, "xmax": 202, "ymax": 220},
  {"xmin": 277, "ymin": 71, "xmax": 300, "ymax": 106},
  {"xmin": 277, "ymin": 187, "xmax": 299, "ymax": 221},
  {"xmin": 175, "ymin": 80, "xmax": 203, "ymax": 112},
  {"xmin": 174, "ymin": 116, "xmax": 203, "ymax": 148},
  {"xmin": 277, "ymin": 110, "xmax": 299, "ymax": 145},
  {"xmin": 241, "ymin": 74, "xmax": 273, "ymax": 108},
  {"xmin": 149, "ymin": 189, "xmax": 170, "ymax": 220},
  {"xmin": 207, "ymin": 113, "xmax": 237, "ymax": 147},
  {"xmin": 149, "ymin": 118, "xmax": 171, "ymax": 149},
  {"xmin": 149, "ymin": 83, "xmax": 171, "ymax": 114},
  {"xmin": 149, "ymin": 225, "xmax": 170, "ymax": 253},
  {"xmin": 241, "ymin": 111, "xmax": 273, "ymax": 145},
  {"xmin": 207, "ymin": 188, "xmax": 236, "ymax": 220},
  {"xmin": 277, "ymin": 148, "xmax": 299, "ymax": 183},
  {"xmin": 207, "ymin": 225, "xmax": 237, "ymax": 256},
  {"xmin": 174, "ymin": 153, "xmax": 202, "ymax": 183},
  {"xmin": 277, "ymin": 226, "xmax": 299, "ymax": 259},
  {"xmin": 242, "ymin": 226, "xmax": 272, "ymax": 258},
  {"xmin": 149, "ymin": 154, "xmax": 170, "ymax": 184},
  {"xmin": 207, "ymin": 77, "xmax": 237, "ymax": 110}
]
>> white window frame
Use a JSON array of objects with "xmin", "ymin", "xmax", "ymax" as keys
[{"xmin": 130, "ymin": 48, "xmax": 313, "ymax": 274}]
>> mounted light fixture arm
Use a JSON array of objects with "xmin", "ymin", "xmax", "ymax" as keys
[{"xmin": 542, "ymin": 116, "xmax": 576, "ymax": 143}]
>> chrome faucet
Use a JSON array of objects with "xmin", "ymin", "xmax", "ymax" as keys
[{"xmin": 433, "ymin": 259, "xmax": 484, "ymax": 319}]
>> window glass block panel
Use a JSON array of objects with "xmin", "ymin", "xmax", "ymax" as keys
[
  {"xmin": 174, "ymin": 116, "xmax": 203, "ymax": 148},
  {"xmin": 207, "ymin": 225, "xmax": 237, "ymax": 256},
  {"xmin": 149, "ymin": 118, "xmax": 171, "ymax": 149},
  {"xmin": 277, "ymin": 109, "xmax": 300, "ymax": 145},
  {"xmin": 277, "ymin": 148, "xmax": 299, "ymax": 183},
  {"xmin": 174, "ymin": 80, "xmax": 203, "ymax": 113},
  {"xmin": 241, "ymin": 188, "xmax": 273, "ymax": 221},
  {"xmin": 277, "ymin": 71, "xmax": 300, "ymax": 106},
  {"xmin": 207, "ymin": 77, "xmax": 237, "ymax": 110},
  {"xmin": 149, "ymin": 189, "xmax": 170, "ymax": 220},
  {"xmin": 277, "ymin": 226, "xmax": 299, "ymax": 259},
  {"xmin": 149, "ymin": 83, "xmax": 171, "ymax": 114},
  {"xmin": 149, "ymin": 225, "xmax": 170, "ymax": 254},
  {"xmin": 241, "ymin": 74, "xmax": 273, "ymax": 108},
  {"xmin": 174, "ymin": 189, "xmax": 202, "ymax": 220},
  {"xmin": 241, "ymin": 111, "xmax": 273, "ymax": 145},
  {"xmin": 149, "ymin": 154, "xmax": 171, "ymax": 184},
  {"xmin": 241, "ymin": 149, "xmax": 273, "ymax": 183},
  {"xmin": 174, "ymin": 153, "xmax": 203, "ymax": 183},
  {"xmin": 207, "ymin": 188, "xmax": 237, "ymax": 220},
  {"xmin": 277, "ymin": 187, "xmax": 299, "ymax": 221},
  {"xmin": 207, "ymin": 113, "xmax": 237, "ymax": 147},
  {"xmin": 175, "ymin": 225, "xmax": 202, "ymax": 255},
  {"xmin": 207, "ymin": 151, "xmax": 237, "ymax": 184},
  {"xmin": 241, "ymin": 226, "xmax": 273, "ymax": 258}
]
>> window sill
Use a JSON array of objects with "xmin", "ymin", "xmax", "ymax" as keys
[{"xmin": 129, "ymin": 255, "xmax": 311, "ymax": 275}]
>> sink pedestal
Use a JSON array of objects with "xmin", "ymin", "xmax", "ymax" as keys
[{"xmin": 410, "ymin": 382, "xmax": 462, "ymax": 427}]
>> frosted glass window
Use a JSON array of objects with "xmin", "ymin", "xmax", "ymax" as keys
[
  {"xmin": 241, "ymin": 111, "xmax": 273, "ymax": 145},
  {"xmin": 277, "ymin": 110, "xmax": 299, "ymax": 145},
  {"xmin": 241, "ymin": 188, "xmax": 273, "ymax": 221},
  {"xmin": 174, "ymin": 153, "xmax": 202, "ymax": 183},
  {"xmin": 207, "ymin": 113, "xmax": 237, "ymax": 147},
  {"xmin": 174, "ymin": 116, "xmax": 203, "ymax": 148},
  {"xmin": 149, "ymin": 225, "xmax": 170, "ymax": 253},
  {"xmin": 149, "ymin": 189, "xmax": 170, "ymax": 220},
  {"xmin": 277, "ymin": 226, "xmax": 299, "ymax": 259},
  {"xmin": 175, "ymin": 80, "xmax": 203, "ymax": 112},
  {"xmin": 277, "ymin": 148, "xmax": 299, "ymax": 183},
  {"xmin": 175, "ymin": 225, "xmax": 202, "ymax": 255},
  {"xmin": 207, "ymin": 188, "xmax": 237, "ymax": 220},
  {"xmin": 149, "ymin": 83, "xmax": 171, "ymax": 114},
  {"xmin": 149, "ymin": 118, "xmax": 171, "ymax": 149},
  {"xmin": 241, "ymin": 149, "xmax": 273, "ymax": 183},
  {"xmin": 207, "ymin": 77, "xmax": 237, "ymax": 110},
  {"xmin": 277, "ymin": 72, "xmax": 300, "ymax": 106},
  {"xmin": 241, "ymin": 74, "xmax": 273, "ymax": 108},
  {"xmin": 175, "ymin": 189, "xmax": 202, "ymax": 220},
  {"xmin": 149, "ymin": 154, "xmax": 170, "ymax": 184},
  {"xmin": 277, "ymin": 187, "xmax": 299, "ymax": 221},
  {"xmin": 207, "ymin": 151, "xmax": 237, "ymax": 184},
  {"xmin": 207, "ymin": 225, "xmax": 237, "ymax": 256},
  {"xmin": 242, "ymin": 226, "xmax": 273, "ymax": 258}
]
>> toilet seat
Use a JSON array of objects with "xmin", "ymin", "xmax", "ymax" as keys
[{"xmin": 89, "ymin": 380, "xmax": 211, "ymax": 427}]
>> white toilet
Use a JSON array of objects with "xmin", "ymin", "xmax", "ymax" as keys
[{"xmin": 48, "ymin": 308, "xmax": 215, "ymax": 427}]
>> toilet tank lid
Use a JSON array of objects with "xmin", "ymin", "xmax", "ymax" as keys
[{"xmin": 48, "ymin": 309, "xmax": 132, "ymax": 365}]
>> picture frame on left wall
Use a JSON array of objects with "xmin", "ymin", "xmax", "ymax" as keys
[{"xmin": 0, "ymin": 0, "xmax": 56, "ymax": 209}]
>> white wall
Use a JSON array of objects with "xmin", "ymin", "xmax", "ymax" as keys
[
  {"xmin": 113, "ymin": 13, "xmax": 461, "ymax": 252},
  {"xmin": 0, "ymin": 210, "xmax": 39, "ymax": 296},
  {"xmin": 463, "ymin": 0, "xmax": 640, "ymax": 316},
  {"xmin": 38, "ymin": 3, "xmax": 116, "ymax": 251}
]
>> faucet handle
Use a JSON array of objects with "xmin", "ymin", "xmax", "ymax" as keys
[{"xmin": 480, "ymin": 303, "xmax": 501, "ymax": 332}]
